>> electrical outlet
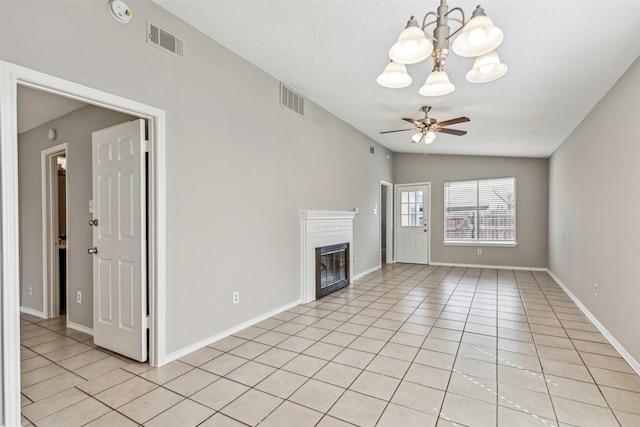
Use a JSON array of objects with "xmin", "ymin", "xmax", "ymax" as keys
[
  {"xmin": 233, "ymin": 291, "xmax": 240, "ymax": 305},
  {"xmin": 594, "ymin": 283, "xmax": 599, "ymax": 297},
  {"xmin": 477, "ymin": 248, "xmax": 482, "ymax": 255},
  {"xmin": 77, "ymin": 291, "xmax": 82, "ymax": 304},
  {"xmin": 361, "ymin": 254, "xmax": 365, "ymax": 261},
  {"xmin": 28, "ymin": 287, "xmax": 33, "ymax": 296}
]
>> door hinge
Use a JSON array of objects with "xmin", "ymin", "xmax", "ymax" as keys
[
  {"xmin": 144, "ymin": 140, "xmax": 150, "ymax": 152},
  {"xmin": 144, "ymin": 315, "xmax": 150, "ymax": 330}
]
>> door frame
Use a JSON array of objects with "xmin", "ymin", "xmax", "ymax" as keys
[
  {"xmin": 380, "ymin": 180, "xmax": 394, "ymax": 264},
  {"xmin": 394, "ymin": 182, "xmax": 432, "ymax": 264},
  {"xmin": 0, "ymin": 60, "xmax": 167, "ymax": 426},
  {"xmin": 41, "ymin": 143, "xmax": 68, "ymax": 319}
]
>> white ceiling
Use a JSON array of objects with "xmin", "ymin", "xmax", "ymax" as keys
[
  {"xmin": 152, "ymin": 0, "xmax": 640, "ymax": 157},
  {"xmin": 17, "ymin": 86, "xmax": 86, "ymax": 134}
]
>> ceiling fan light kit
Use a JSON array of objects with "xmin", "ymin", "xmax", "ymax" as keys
[
  {"xmin": 381, "ymin": 105, "xmax": 469, "ymax": 146},
  {"xmin": 377, "ymin": 0, "xmax": 506, "ymax": 96}
]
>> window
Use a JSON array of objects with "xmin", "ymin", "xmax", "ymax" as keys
[
  {"xmin": 444, "ymin": 177, "xmax": 516, "ymax": 243},
  {"xmin": 400, "ymin": 190, "xmax": 424, "ymax": 226}
]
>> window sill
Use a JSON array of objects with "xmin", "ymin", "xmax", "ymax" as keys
[{"xmin": 442, "ymin": 241, "xmax": 519, "ymax": 248}]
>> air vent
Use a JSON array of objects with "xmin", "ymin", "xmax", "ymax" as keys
[
  {"xmin": 147, "ymin": 21, "xmax": 184, "ymax": 57},
  {"xmin": 280, "ymin": 83, "xmax": 304, "ymax": 117}
]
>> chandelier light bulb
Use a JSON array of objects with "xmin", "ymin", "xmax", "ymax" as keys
[
  {"xmin": 452, "ymin": 9, "xmax": 503, "ymax": 57},
  {"xmin": 377, "ymin": 61, "xmax": 412, "ymax": 88},
  {"xmin": 466, "ymin": 51, "xmax": 507, "ymax": 83},
  {"xmin": 389, "ymin": 17, "xmax": 433, "ymax": 64},
  {"xmin": 468, "ymin": 28, "xmax": 486, "ymax": 46},
  {"xmin": 419, "ymin": 71, "xmax": 455, "ymax": 96},
  {"xmin": 411, "ymin": 131, "xmax": 424, "ymax": 143},
  {"xmin": 479, "ymin": 62, "xmax": 495, "ymax": 74}
]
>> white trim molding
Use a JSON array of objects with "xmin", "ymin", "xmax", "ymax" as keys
[
  {"xmin": 1, "ymin": 60, "xmax": 167, "ymax": 426},
  {"xmin": 352, "ymin": 265, "xmax": 382, "ymax": 281},
  {"xmin": 164, "ymin": 299, "xmax": 301, "ymax": 363},
  {"xmin": 19, "ymin": 307, "xmax": 46, "ymax": 319},
  {"xmin": 68, "ymin": 322, "xmax": 94, "ymax": 336},
  {"xmin": 429, "ymin": 261, "xmax": 547, "ymax": 271},
  {"xmin": 547, "ymin": 270, "xmax": 640, "ymax": 376}
]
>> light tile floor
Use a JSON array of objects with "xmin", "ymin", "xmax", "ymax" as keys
[{"xmin": 20, "ymin": 264, "xmax": 640, "ymax": 426}]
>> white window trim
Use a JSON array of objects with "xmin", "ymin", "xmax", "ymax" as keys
[
  {"xmin": 442, "ymin": 240, "xmax": 519, "ymax": 248},
  {"xmin": 443, "ymin": 176, "xmax": 516, "ymax": 245}
]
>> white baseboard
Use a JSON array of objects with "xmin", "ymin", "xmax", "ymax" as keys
[
  {"xmin": 68, "ymin": 321, "xmax": 93, "ymax": 336},
  {"xmin": 546, "ymin": 269, "xmax": 640, "ymax": 376},
  {"xmin": 164, "ymin": 299, "xmax": 302, "ymax": 364},
  {"xmin": 20, "ymin": 306, "xmax": 46, "ymax": 318},
  {"xmin": 352, "ymin": 265, "xmax": 381, "ymax": 281},
  {"xmin": 429, "ymin": 261, "xmax": 547, "ymax": 271}
]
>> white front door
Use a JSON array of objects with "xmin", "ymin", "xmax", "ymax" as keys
[
  {"xmin": 91, "ymin": 119, "xmax": 147, "ymax": 362},
  {"xmin": 396, "ymin": 184, "xmax": 430, "ymax": 264}
]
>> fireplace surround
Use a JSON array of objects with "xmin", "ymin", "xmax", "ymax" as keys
[{"xmin": 300, "ymin": 210, "xmax": 356, "ymax": 303}]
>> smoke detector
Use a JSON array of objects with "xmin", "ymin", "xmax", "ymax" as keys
[{"xmin": 109, "ymin": 0, "xmax": 132, "ymax": 24}]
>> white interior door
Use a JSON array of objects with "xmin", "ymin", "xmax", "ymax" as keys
[
  {"xmin": 396, "ymin": 184, "xmax": 430, "ymax": 264},
  {"xmin": 91, "ymin": 119, "xmax": 147, "ymax": 362}
]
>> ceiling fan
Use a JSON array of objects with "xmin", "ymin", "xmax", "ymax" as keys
[{"xmin": 380, "ymin": 106, "xmax": 470, "ymax": 144}]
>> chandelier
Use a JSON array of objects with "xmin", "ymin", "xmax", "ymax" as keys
[{"xmin": 377, "ymin": 0, "xmax": 507, "ymax": 96}]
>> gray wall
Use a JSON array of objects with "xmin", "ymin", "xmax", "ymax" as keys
[
  {"xmin": 18, "ymin": 105, "xmax": 136, "ymax": 327},
  {"xmin": 549, "ymin": 57, "xmax": 640, "ymax": 362},
  {"xmin": 1, "ymin": 1, "xmax": 393, "ymax": 353},
  {"xmin": 394, "ymin": 154, "xmax": 548, "ymax": 268}
]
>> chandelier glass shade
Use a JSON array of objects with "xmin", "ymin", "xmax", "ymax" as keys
[
  {"xmin": 389, "ymin": 18, "xmax": 434, "ymax": 64},
  {"xmin": 466, "ymin": 51, "xmax": 508, "ymax": 83},
  {"xmin": 377, "ymin": 1, "xmax": 506, "ymax": 96},
  {"xmin": 376, "ymin": 61, "xmax": 413, "ymax": 88},
  {"xmin": 451, "ymin": 15, "xmax": 503, "ymax": 57},
  {"xmin": 419, "ymin": 70, "xmax": 455, "ymax": 96}
]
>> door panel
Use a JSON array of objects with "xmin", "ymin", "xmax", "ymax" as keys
[
  {"xmin": 396, "ymin": 184, "xmax": 429, "ymax": 264},
  {"xmin": 92, "ymin": 119, "xmax": 147, "ymax": 362}
]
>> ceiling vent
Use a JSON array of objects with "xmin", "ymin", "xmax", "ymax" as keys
[
  {"xmin": 147, "ymin": 21, "xmax": 184, "ymax": 57},
  {"xmin": 280, "ymin": 83, "xmax": 304, "ymax": 117}
]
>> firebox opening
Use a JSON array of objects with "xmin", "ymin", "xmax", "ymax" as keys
[{"xmin": 315, "ymin": 243, "xmax": 350, "ymax": 299}]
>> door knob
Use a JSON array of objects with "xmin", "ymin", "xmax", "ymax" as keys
[
  {"xmin": 88, "ymin": 247, "xmax": 98, "ymax": 255},
  {"xmin": 89, "ymin": 219, "xmax": 99, "ymax": 226}
]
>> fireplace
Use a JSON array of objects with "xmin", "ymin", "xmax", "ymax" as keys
[
  {"xmin": 300, "ymin": 210, "xmax": 355, "ymax": 303},
  {"xmin": 316, "ymin": 243, "xmax": 349, "ymax": 299}
]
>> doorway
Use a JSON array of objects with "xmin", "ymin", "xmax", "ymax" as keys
[
  {"xmin": 395, "ymin": 183, "xmax": 431, "ymax": 264},
  {"xmin": 42, "ymin": 144, "xmax": 69, "ymax": 318},
  {"xmin": 380, "ymin": 180, "xmax": 393, "ymax": 265},
  {"xmin": 1, "ymin": 60, "xmax": 168, "ymax": 426}
]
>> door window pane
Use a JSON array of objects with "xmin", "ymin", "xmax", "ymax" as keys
[{"xmin": 401, "ymin": 191, "xmax": 424, "ymax": 228}]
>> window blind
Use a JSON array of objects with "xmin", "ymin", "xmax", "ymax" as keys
[{"xmin": 444, "ymin": 177, "xmax": 516, "ymax": 243}]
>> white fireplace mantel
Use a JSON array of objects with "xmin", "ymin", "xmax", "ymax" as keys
[{"xmin": 300, "ymin": 210, "xmax": 356, "ymax": 304}]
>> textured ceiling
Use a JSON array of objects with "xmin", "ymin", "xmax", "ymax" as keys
[{"xmin": 164, "ymin": 2, "xmax": 636, "ymax": 156}]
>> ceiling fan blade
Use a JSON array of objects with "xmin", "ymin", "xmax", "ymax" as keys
[
  {"xmin": 436, "ymin": 116, "xmax": 470, "ymax": 127},
  {"xmin": 438, "ymin": 128, "xmax": 468, "ymax": 136},
  {"xmin": 402, "ymin": 118, "xmax": 425, "ymax": 127},
  {"xmin": 379, "ymin": 128, "xmax": 415, "ymax": 134}
]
